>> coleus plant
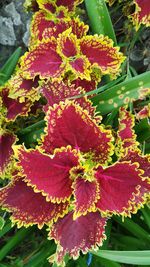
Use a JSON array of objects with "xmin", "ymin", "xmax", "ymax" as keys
[
  {"xmin": 20, "ymin": 0, "xmax": 125, "ymax": 81},
  {"xmin": 0, "ymin": 101, "xmax": 149, "ymax": 266},
  {"xmin": 136, "ymin": 104, "xmax": 150, "ymax": 120},
  {"xmin": 20, "ymin": 27, "xmax": 124, "ymax": 81},
  {"xmin": 24, "ymin": 0, "xmax": 84, "ymax": 16},
  {"xmin": 130, "ymin": 0, "xmax": 150, "ymax": 30},
  {"xmin": 106, "ymin": 0, "xmax": 150, "ymax": 30},
  {"xmin": 0, "ymin": 130, "xmax": 17, "ymax": 179},
  {"xmin": 0, "ymin": 87, "xmax": 33, "ymax": 122},
  {"xmin": 0, "ymin": 0, "xmax": 150, "ymax": 266}
]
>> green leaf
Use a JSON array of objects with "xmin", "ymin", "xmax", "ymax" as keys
[
  {"xmin": 145, "ymin": 142, "xmax": 150, "ymax": 154},
  {"xmin": 94, "ymin": 256, "xmax": 121, "ymax": 267},
  {"xmin": 0, "ymin": 227, "xmax": 34, "ymax": 261},
  {"xmin": 68, "ymin": 75, "xmax": 126, "ymax": 100},
  {"xmin": 92, "ymin": 71, "xmax": 150, "ymax": 115},
  {"xmin": 103, "ymin": 108, "xmax": 119, "ymax": 126},
  {"xmin": 92, "ymin": 250, "xmax": 150, "ymax": 265},
  {"xmin": 76, "ymin": 257, "xmax": 87, "ymax": 267},
  {"xmin": 141, "ymin": 206, "xmax": 150, "ymax": 229},
  {"xmin": 85, "ymin": 0, "xmax": 117, "ymax": 45},
  {"xmin": 112, "ymin": 234, "xmax": 147, "ymax": 250},
  {"xmin": 17, "ymin": 120, "xmax": 45, "ymax": 146},
  {"xmin": 24, "ymin": 241, "xmax": 55, "ymax": 267},
  {"xmin": 0, "ymin": 47, "xmax": 21, "ymax": 85},
  {"xmin": 17, "ymin": 120, "xmax": 45, "ymax": 135},
  {"xmin": 113, "ymin": 216, "xmax": 150, "ymax": 243},
  {"xmin": 135, "ymin": 118, "xmax": 150, "ymax": 142},
  {"xmin": 0, "ymin": 73, "xmax": 7, "ymax": 78},
  {"xmin": 0, "ymin": 222, "xmax": 13, "ymax": 238},
  {"xmin": 0, "ymin": 217, "xmax": 5, "ymax": 230}
]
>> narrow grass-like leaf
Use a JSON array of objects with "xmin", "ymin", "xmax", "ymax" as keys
[
  {"xmin": 0, "ymin": 73, "xmax": 6, "ymax": 78},
  {"xmin": 92, "ymin": 71, "xmax": 150, "ymax": 115},
  {"xmin": 24, "ymin": 241, "xmax": 55, "ymax": 267},
  {"xmin": 17, "ymin": 120, "xmax": 45, "ymax": 135},
  {"xmin": 145, "ymin": 143, "xmax": 150, "ymax": 154},
  {"xmin": 0, "ymin": 217, "xmax": 5, "ymax": 230},
  {"xmin": 112, "ymin": 234, "xmax": 147, "ymax": 250},
  {"xmin": 92, "ymin": 250, "xmax": 150, "ymax": 265},
  {"xmin": 68, "ymin": 75, "xmax": 126, "ymax": 100},
  {"xmin": 104, "ymin": 108, "xmax": 119, "ymax": 126},
  {"xmin": 135, "ymin": 119, "xmax": 150, "ymax": 142},
  {"xmin": 113, "ymin": 217, "xmax": 150, "ymax": 243},
  {"xmin": 0, "ymin": 47, "xmax": 21, "ymax": 85},
  {"xmin": 94, "ymin": 256, "xmax": 121, "ymax": 267},
  {"xmin": 141, "ymin": 206, "xmax": 150, "ymax": 229},
  {"xmin": 76, "ymin": 257, "xmax": 87, "ymax": 267},
  {"xmin": 0, "ymin": 222, "xmax": 13, "ymax": 238},
  {"xmin": 138, "ymin": 98, "xmax": 150, "ymax": 107},
  {"xmin": 85, "ymin": 0, "xmax": 117, "ymax": 45},
  {"xmin": 0, "ymin": 227, "xmax": 34, "ymax": 261}
]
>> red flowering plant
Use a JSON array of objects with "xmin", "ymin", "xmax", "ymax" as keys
[
  {"xmin": 20, "ymin": 0, "xmax": 125, "ymax": 83},
  {"xmin": 0, "ymin": 87, "xmax": 32, "ymax": 122},
  {"xmin": 20, "ymin": 27, "xmax": 124, "ymax": 81},
  {"xmin": 117, "ymin": 107, "xmax": 150, "ymax": 181},
  {"xmin": 39, "ymin": 80, "xmax": 98, "ymax": 120},
  {"xmin": 0, "ymin": 101, "xmax": 149, "ymax": 266},
  {"xmin": 24, "ymin": 0, "xmax": 84, "ymax": 17},
  {"xmin": 0, "ymin": 70, "xmax": 42, "ymax": 179},
  {"xmin": 0, "ymin": 75, "xmax": 37, "ymax": 180},
  {"xmin": 136, "ymin": 104, "xmax": 150, "ymax": 120},
  {"xmin": 0, "ymin": 0, "xmax": 150, "ymax": 266},
  {"xmin": 7, "ymin": 72, "xmax": 40, "ymax": 103},
  {"xmin": 29, "ymin": 11, "xmax": 89, "ymax": 47}
]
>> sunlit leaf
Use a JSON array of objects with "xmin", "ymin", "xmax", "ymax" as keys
[
  {"xmin": 92, "ymin": 71, "xmax": 150, "ymax": 115},
  {"xmin": 0, "ymin": 47, "xmax": 21, "ymax": 85},
  {"xmin": 92, "ymin": 250, "xmax": 150, "ymax": 265}
]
